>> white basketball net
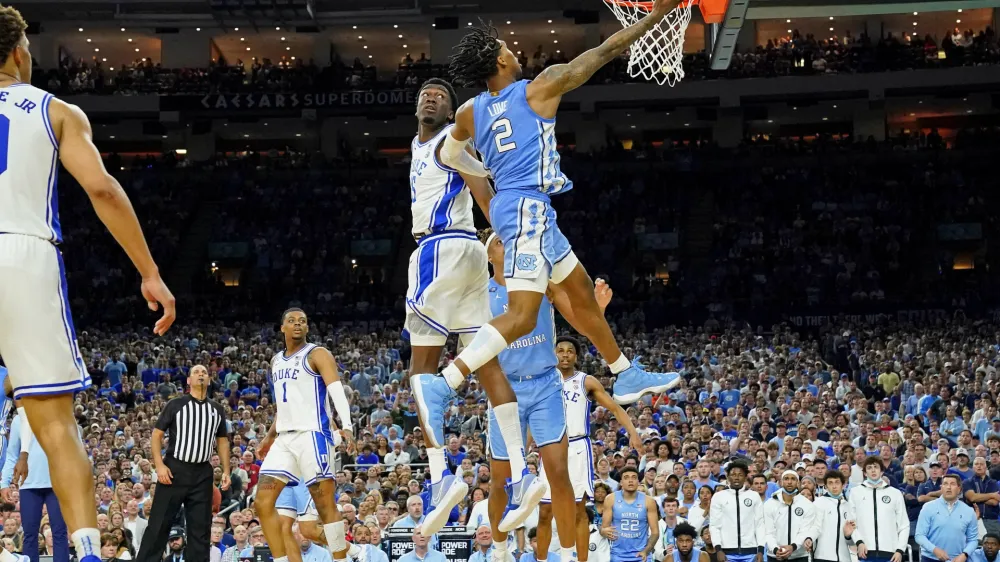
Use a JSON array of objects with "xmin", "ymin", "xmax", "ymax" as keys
[{"xmin": 604, "ymin": 0, "xmax": 693, "ymax": 87}]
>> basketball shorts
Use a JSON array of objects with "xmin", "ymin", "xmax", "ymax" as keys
[
  {"xmin": 487, "ymin": 369, "xmax": 566, "ymax": 460},
  {"xmin": 541, "ymin": 436, "xmax": 595, "ymax": 503},
  {"xmin": 0, "ymin": 234, "xmax": 91, "ymax": 399},
  {"xmin": 405, "ymin": 231, "xmax": 491, "ymax": 346},
  {"xmin": 276, "ymin": 482, "xmax": 318, "ymax": 522},
  {"xmin": 490, "ymin": 190, "xmax": 579, "ymax": 294},
  {"xmin": 259, "ymin": 431, "xmax": 334, "ymax": 487}
]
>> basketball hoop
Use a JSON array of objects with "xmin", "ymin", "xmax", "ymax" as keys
[{"xmin": 603, "ymin": 0, "xmax": 697, "ymax": 87}]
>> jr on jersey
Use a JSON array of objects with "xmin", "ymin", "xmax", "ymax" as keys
[
  {"xmin": 259, "ymin": 343, "xmax": 336, "ymax": 486},
  {"xmin": 405, "ymin": 123, "xmax": 491, "ymax": 346},
  {"xmin": 0, "ymin": 84, "xmax": 91, "ymax": 399}
]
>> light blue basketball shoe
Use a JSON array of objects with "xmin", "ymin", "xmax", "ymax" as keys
[{"xmin": 411, "ymin": 373, "xmax": 456, "ymax": 448}]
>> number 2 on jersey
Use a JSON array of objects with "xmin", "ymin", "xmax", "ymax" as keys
[{"xmin": 492, "ymin": 118, "xmax": 517, "ymax": 153}]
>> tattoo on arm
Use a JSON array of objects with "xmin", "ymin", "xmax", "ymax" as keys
[{"xmin": 536, "ymin": 7, "xmax": 668, "ymax": 95}]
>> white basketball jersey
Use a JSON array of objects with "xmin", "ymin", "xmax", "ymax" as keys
[
  {"xmin": 0, "ymin": 85, "xmax": 62, "ymax": 243},
  {"xmin": 562, "ymin": 371, "xmax": 591, "ymax": 439},
  {"xmin": 409, "ymin": 124, "xmax": 476, "ymax": 236},
  {"xmin": 270, "ymin": 343, "xmax": 333, "ymax": 438}
]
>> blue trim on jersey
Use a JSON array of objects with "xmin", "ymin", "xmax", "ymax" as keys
[
  {"xmin": 315, "ymin": 379, "xmax": 332, "ymax": 442},
  {"xmin": 405, "ymin": 301, "xmax": 448, "ymax": 335},
  {"xmin": 260, "ymin": 469, "xmax": 301, "ymax": 484},
  {"xmin": 52, "ymin": 249, "xmax": 88, "ymax": 393},
  {"xmin": 412, "ymin": 238, "xmax": 438, "ymax": 304},
  {"xmin": 536, "ymin": 425, "xmax": 566, "ymax": 448},
  {"xmin": 301, "ymin": 346, "xmax": 321, "ymax": 378},
  {"xmin": 40, "ymin": 94, "xmax": 57, "ymax": 149},
  {"xmin": 417, "ymin": 230, "xmax": 477, "ymax": 247},
  {"xmin": 44, "ymin": 146, "xmax": 59, "ymax": 243},
  {"xmin": 428, "ymin": 171, "xmax": 465, "ymax": 233},
  {"xmin": 281, "ymin": 343, "xmax": 312, "ymax": 361}
]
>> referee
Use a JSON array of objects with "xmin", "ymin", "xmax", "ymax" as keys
[{"xmin": 136, "ymin": 365, "xmax": 230, "ymax": 562}]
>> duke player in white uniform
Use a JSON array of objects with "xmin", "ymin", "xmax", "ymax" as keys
[
  {"xmin": 0, "ymin": 8, "xmax": 176, "ymax": 562},
  {"xmin": 413, "ymin": 0, "xmax": 683, "ymax": 449},
  {"xmin": 537, "ymin": 334, "xmax": 644, "ymax": 562},
  {"xmin": 256, "ymin": 308, "xmax": 354, "ymax": 562},
  {"xmin": 406, "ymin": 79, "xmax": 542, "ymax": 537}
]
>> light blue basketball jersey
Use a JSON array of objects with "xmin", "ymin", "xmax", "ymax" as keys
[
  {"xmin": 674, "ymin": 547, "xmax": 702, "ymax": 562},
  {"xmin": 611, "ymin": 491, "xmax": 649, "ymax": 562},
  {"xmin": 472, "ymin": 80, "xmax": 572, "ymax": 196},
  {"xmin": 487, "ymin": 278, "xmax": 556, "ymax": 379}
]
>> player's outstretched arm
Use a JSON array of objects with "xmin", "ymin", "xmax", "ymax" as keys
[
  {"xmin": 52, "ymin": 100, "xmax": 176, "ymax": 335},
  {"xmin": 586, "ymin": 375, "xmax": 644, "ymax": 452},
  {"xmin": 528, "ymin": 0, "xmax": 680, "ymax": 100},
  {"xmin": 435, "ymin": 137, "xmax": 494, "ymax": 223},
  {"xmin": 441, "ymin": 101, "xmax": 490, "ymax": 178},
  {"xmin": 310, "ymin": 347, "xmax": 355, "ymax": 444}
]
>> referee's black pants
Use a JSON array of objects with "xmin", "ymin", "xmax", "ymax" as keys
[{"xmin": 136, "ymin": 458, "xmax": 214, "ymax": 562}]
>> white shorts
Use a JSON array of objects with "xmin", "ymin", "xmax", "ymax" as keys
[
  {"xmin": 0, "ymin": 234, "xmax": 91, "ymax": 399},
  {"xmin": 404, "ymin": 231, "xmax": 491, "ymax": 346},
  {"xmin": 259, "ymin": 431, "xmax": 335, "ymax": 487},
  {"xmin": 541, "ymin": 436, "xmax": 594, "ymax": 503}
]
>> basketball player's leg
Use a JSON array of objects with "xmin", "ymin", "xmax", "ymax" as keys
[
  {"xmin": 527, "ymin": 385, "xmax": 576, "ymax": 562},
  {"xmin": 277, "ymin": 513, "xmax": 305, "ymax": 562},
  {"xmin": 255, "ymin": 475, "xmax": 292, "ymax": 560},
  {"xmin": 307, "ymin": 479, "xmax": 348, "ymax": 559},
  {"xmin": 574, "ymin": 502, "xmax": 590, "ymax": 562},
  {"xmin": 0, "ymin": 236, "xmax": 100, "ymax": 560}
]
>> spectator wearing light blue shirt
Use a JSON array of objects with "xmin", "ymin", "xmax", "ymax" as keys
[
  {"xmin": 103, "ymin": 354, "xmax": 127, "ymax": 387},
  {"xmin": 467, "ymin": 526, "xmax": 495, "ymax": 562},
  {"xmin": 915, "ymin": 475, "xmax": 978, "ymax": 562},
  {"xmin": 398, "ymin": 530, "xmax": 447, "ymax": 562},
  {"xmin": 940, "ymin": 407, "xmax": 968, "ymax": 443},
  {"xmin": 518, "ymin": 527, "xmax": 561, "ymax": 562}
]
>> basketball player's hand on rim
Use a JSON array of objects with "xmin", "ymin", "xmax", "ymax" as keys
[{"xmin": 141, "ymin": 275, "xmax": 177, "ymax": 336}]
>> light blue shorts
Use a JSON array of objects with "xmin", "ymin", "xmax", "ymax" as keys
[
  {"xmin": 488, "ymin": 370, "xmax": 566, "ymax": 460},
  {"xmin": 275, "ymin": 483, "xmax": 317, "ymax": 521},
  {"xmin": 490, "ymin": 190, "xmax": 577, "ymax": 293}
]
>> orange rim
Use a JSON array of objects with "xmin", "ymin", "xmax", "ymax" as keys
[{"xmin": 605, "ymin": 0, "xmax": 698, "ymax": 10}]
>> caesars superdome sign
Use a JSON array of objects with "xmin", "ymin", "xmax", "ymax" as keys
[{"xmin": 192, "ymin": 90, "xmax": 417, "ymax": 111}]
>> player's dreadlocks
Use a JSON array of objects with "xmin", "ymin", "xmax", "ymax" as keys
[{"xmin": 449, "ymin": 21, "xmax": 503, "ymax": 88}]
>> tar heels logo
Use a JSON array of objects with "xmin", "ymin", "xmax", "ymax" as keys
[
  {"xmin": 743, "ymin": 498, "xmax": 753, "ymax": 507},
  {"xmin": 794, "ymin": 507, "xmax": 804, "ymax": 516},
  {"xmin": 515, "ymin": 254, "xmax": 537, "ymax": 272},
  {"xmin": 881, "ymin": 496, "xmax": 891, "ymax": 504}
]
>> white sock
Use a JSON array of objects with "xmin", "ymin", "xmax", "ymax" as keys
[
  {"xmin": 427, "ymin": 447, "xmax": 447, "ymax": 484},
  {"xmin": 493, "ymin": 402, "xmax": 527, "ymax": 480},
  {"xmin": 561, "ymin": 547, "xmax": 575, "ymax": 561},
  {"xmin": 72, "ymin": 528, "xmax": 101, "ymax": 558},
  {"xmin": 494, "ymin": 539, "xmax": 509, "ymax": 553},
  {"xmin": 324, "ymin": 521, "xmax": 347, "ymax": 553},
  {"xmin": 609, "ymin": 353, "xmax": 630, "ymax": 374},
  {"xmin": 273, "ymin": 557, "xmax": 289, "ymax": 562},
  {"xmin": 445, "ymin": 324, "xmax": 508, "ymax": 387}
]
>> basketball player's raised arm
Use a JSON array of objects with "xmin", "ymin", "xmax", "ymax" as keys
[
  {"xmin": 309, "ymin": 347, "xmax": 355, "ymax": 445},
  {"xmin": 585, "ymin": 375, "xmax": 644, "ymax": 452},
  {"xmin": 52, "ymin": 100, "xmax": 176, "ymax": 335},
  {"xmin": 441, "ymin": 101, "xmax": 490, "ymax": 178},
  {"xmin": 527, "ymin": 0, "xmax": 679, "ymax": 101},
  {"xmin": 436, "ymin": 139, "xmax": 494, "ymax": 223}
]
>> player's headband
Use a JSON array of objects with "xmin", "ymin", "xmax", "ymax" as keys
[{"xmin": 485, "ymin": 232, "xmax": 499, "ymax": 247}]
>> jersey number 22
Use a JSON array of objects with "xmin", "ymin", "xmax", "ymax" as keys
[{"xmin": 492, "ymin": 118, "xmax": 517, "ymax": 153}]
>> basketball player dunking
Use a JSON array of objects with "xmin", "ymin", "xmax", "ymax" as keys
[
  {"xmin": 536, "ymin": 334, "xmax": 645, "ymax": 562},
  {"xmin": 0, "ymin": 7, "xmax": 176, "ymax": 562},
  {"xmin": 411, "ymin": 0, "xmax": 683, "ymax": 439},
  {"xmin": 256, "ymin": 308, "xmax": 354, "ymax": 562},
  {"xmin": 406, "ymin": 78, "xmax": 544, "ymax": 536}
]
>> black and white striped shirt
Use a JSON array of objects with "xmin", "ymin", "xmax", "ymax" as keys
[{"xmin": 155, "ymin": 395, "xmax": 227, "ymax": 464}]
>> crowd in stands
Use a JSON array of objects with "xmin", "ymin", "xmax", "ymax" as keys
[
  {"xmin": 4, "ymin": 109, "xmax": 1000, "ymax": 560},
  {"xmin": 33, "ymin": 23, "xmax": 1000, "ymax": 96}
]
